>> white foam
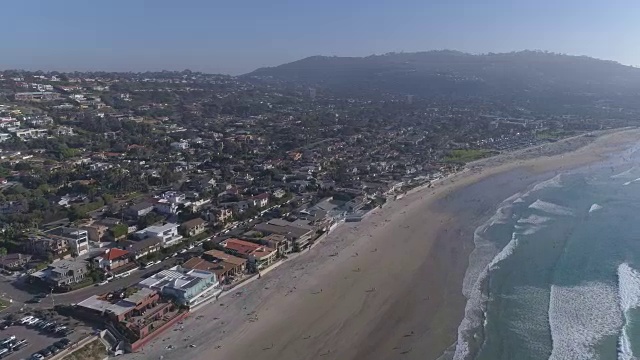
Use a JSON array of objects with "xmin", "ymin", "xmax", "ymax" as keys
[
  {"xmin": 623, "ymin": 177, "xmax": 640, "ymax": 186},
  {"xmin": 617, "ymin": 263, "xmax": 640, "ymax": 360},
  {"xmin": 521, "ymin": 226, "xmax": 544, "ymax": 235},
  {"xmin": 529, "ymin": 199, "xmax": 574, "ymax": 216},
  {"xmin": 589, "ymin": 204, "xmax": 603, "ymax": 213},
  {"xmin": 508, "ymin": 286, "xmax": 551, "ymax": 357},
  {"xmin": 453, "ymin": 232, "xmax": 520, "ymax": 360},
  {"xmin": 488, "ymin": 232, "xmax": 519, "ymax": 270},
  {"xmin": 531, "ymin": 174, "xmax": 563, "ymax": 192},
  {"xmin": 612, "ymin": 167, "xmax": 637, "ymax": 179},
  {"xmin": 517, "ymin": 214, "xmax": 552, "ymax": 225},
  {"xmin": 548, "ymin": 282, "xmax": 622, "ymax": 360}
]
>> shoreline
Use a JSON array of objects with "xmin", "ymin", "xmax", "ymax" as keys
[{"xmin": 125, "ymin": 127, "xmax": 640, "ymax": 360}]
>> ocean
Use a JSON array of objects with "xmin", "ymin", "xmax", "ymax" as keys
[{"xmin": 451, "ymin": 145, "xmax": 640, "ymax": 360}]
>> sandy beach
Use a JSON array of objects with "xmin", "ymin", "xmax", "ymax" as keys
[{"xmin": 126, "ymin": 128, "xmax": 640, "ymax": 360}]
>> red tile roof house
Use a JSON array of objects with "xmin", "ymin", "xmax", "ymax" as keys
[
  {"xmin": 219, "ymin": 238, "xmax": 277, "ymax": 270},
  {"xmin": 93, "ymin": 248, "xmax": 131, "ymax": 272}
]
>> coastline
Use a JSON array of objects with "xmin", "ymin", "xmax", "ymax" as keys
[{"xmin": 126, "ymin": 128, "xmax": 640, "ymax": 360}]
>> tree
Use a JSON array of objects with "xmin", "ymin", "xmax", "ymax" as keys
[
  {"xmin": 110, "ymin": 224, "xmax": 128, "ymax": 240},
  {"xmin": 0, "ymin": 247, "xmax": 7, "ymax": 271}
]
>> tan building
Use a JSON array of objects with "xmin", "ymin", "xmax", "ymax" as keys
[{"xmin": 180, "ymin": 218, "xmax": 207, "ymax": 237}]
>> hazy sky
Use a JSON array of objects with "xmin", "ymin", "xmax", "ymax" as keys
[{"xmin": 1, "ymin": 0, "xmax": 638, "ymax": 75}]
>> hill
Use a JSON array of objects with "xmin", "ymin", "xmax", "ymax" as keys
[{"xmin": 244, "ymin": 51, "xmax": 640, "ymax": 101}]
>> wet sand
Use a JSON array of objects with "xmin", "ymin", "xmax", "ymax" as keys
[{"xmin": 126, "ymin": 128, "xmax": 640, "ymax": 360}]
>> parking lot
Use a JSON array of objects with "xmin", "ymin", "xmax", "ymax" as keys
[{"xmin": 0, "ymin": 314, "xmax": 87, "ymax": 360}]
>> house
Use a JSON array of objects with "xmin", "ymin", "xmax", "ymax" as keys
[
  {"xmin": 27, "ymin": 234, "xmax": 69, "ymax": 257},
  {"xmin": 135, "ymin": 223, "xmax": 183, "ymax": 248},
  {"xmin": 262, "ymin": 234, "xmax": 292, "ymax": 256},
  {"xmin": 0, "ymin": 253, "xmax": 32, "ymax": 270},
  {"xmin": 170, "ymin": 141, "xmax": 189, "ymax": 150},
  {"xmin": 93, "ymin": 248, "xmax": 131, "ymax": 272},
  {"xmin": 230, "ymin": 201, "xmax": 250, "ymax": 214},
  {"xmin": 81, "ymin": 224, "xmax": 109, "ymax": 243},
  {"xmin": 123, "ymin": 237, "xmax": 162, "ymax": 260},
  {"xmin": 31, "ymin": 259, "xmax": 88, "ymax": 287},
  {"xmin": 252, "ymin": 218, "xmax": 316, "ymax": 251},
  {"xmin": 218, "ymin": 238, "xmax": 277, "ymax": 270},
  {"xmin": 76, "ymin": 287, "xmax": 160, "ymax": 323},
  {"xmin": 138, "ymin": 266, "xmax": 220, "ymax": 306},
  {"xmin": 153, "ymin": 199, "xmax": 179, "ymax": 215},
  {"xmin": 180, "ymin": 218, "xmax": 207, "ymax": 237},
  {"xmin": 273, "ymin": 189, "xmax": 286, "ymax": 198},
  {"xmin": 204, "ymin": 207, "xmax": 233, "ymax": 225},
  {"xmin": 249, "ymin": 193, "xmax": 269, "ymax": 208},
  {"xmin": 196, "ymin": 177, "xmax": 217, "ymax": 191},
  {"xmin": 126, "ymin": 202, "xmax": 154, "ymax": 218},
  {"xmin": 202, "ymin": 249, "xmax": 247, "ymax": 275},
  {"xmin": 181, "ymin": 256, "xmax": 239, "ymax": 284},
  {"xmin": 44, "ymin": 227, "xmax": 89, "ymax": 256}
]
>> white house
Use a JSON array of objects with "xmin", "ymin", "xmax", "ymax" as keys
[
  {"xmin": 136, "ymin": 223, "xmax": 183, "ymax": 248},
  {"xmin": 170, "ymin": 141, "xmax": 189, "ymax": 150}
]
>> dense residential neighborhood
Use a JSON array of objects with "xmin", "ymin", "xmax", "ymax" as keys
[{"xmin": 0, "ymin": 66, "xmax": 637, "ymax": 357}]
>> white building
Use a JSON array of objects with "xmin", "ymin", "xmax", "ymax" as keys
[
  {"xmin": 136, "ymin": 223, "xmax": 183, "ymax": 248},
  {"xmin": 138, "ymin": 265, "xmax": 220, "ymax": 306},
  {"xmin": 44, "ymin": 227, "xmax": 90, "ymax": 256},
  {"xmin": 170, "ymin": 141, "xmax": 189, "ymax": 150}
]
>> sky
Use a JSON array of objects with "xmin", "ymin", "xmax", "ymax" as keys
[{"xmin": 1, "ymin": 0, "xmax": 638, "ymax": 75}]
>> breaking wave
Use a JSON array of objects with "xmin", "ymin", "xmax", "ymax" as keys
[
  {"xmin": 548, "ymin": 282, "xmax": 622, "ymax": 360},
  {"xmin": 617, "ymin": 263, "xmax": 640, "ymax": 360},
  {"xmin": 531, "ymin": 173, "xmax": 563, "ymax": 192},
  {"xmin": 623, "ymin": 177, "xmax": 640, "ymax": 186},
  {"xmin": 529, "ymin": 199, "xmax": 574, "ymax": 216},
  {"xmin": 517, "ymin": 214, "xmax": 551, "ymax": 225},
  {"xmin": 589, "ymin": 204, "xmax": 603, "ymax": 213},
  {"xmin": 454, "ymin": 231, "xmax": 520, "ymax": 360},
  {"xmin": 611, "ymin": 167, "xmax": 637, "ymax": 179}
]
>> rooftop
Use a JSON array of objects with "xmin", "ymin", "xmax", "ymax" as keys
[
  {"xmin": 203, "ymin": 249, "xmax": 247, "ymax": 266},
  {"xmin": 220, "ymin": 238, "xmax": 261, "ymax": 256},
  {"xmin": 181, "ymin": 218, "xmax": 206, "ymax": 229},
  {"xmin": 143, "ymin": 223, "xmax": 178, "ymax": 234},
  {"xmin": 138, "ymin": 266, "xmax": 214, "ymax": 291},
  {"xmin": 104, "ymin": 248, "xmax": 129, "ymax": 261}
]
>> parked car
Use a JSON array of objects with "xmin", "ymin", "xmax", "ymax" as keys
[
  {"xmin": 48, "ymin": 345, "xmax": 59, "ymax": 354},
  {"xmin": 19, "ymin": 316, "xmax": 33, "ymax": 324},
  {"xmin": 0, "ymin": 348, "xmax": 9, "ymax": 358},
  {"xmin": 40, "ymin": 348, "xmax": 52, "ymax": 356},
  {"xmin": 12, "ymin": 341, "xmax": 28, "ymax": 351},
  {"xmin": 53, "ymin": 341, "xmax": 66, "ymax": 349},
  {"xmin": 1, "ymin": 335, "xmax": 16, "ymax": 346},
  {"xmin": 31, "ymin": 353, "xmax": 44, "ymax": 360}
]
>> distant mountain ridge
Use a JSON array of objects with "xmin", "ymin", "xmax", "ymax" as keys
[{"xmin": 243, "ymin": 50, "xmax": 640, "ymax": 100}]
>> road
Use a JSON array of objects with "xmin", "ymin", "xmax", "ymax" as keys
[{"xmin": 0, "ymin": 257, "xmax": 183, "ymax": 311}]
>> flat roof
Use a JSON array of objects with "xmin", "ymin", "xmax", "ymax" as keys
[
  {"xmin": 77, "ymin": 295, "xmax": 133, "ymax": 317},
  {"xmin": 144, "ymin": 223, "xmax": 178, "ymax": 233}
]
